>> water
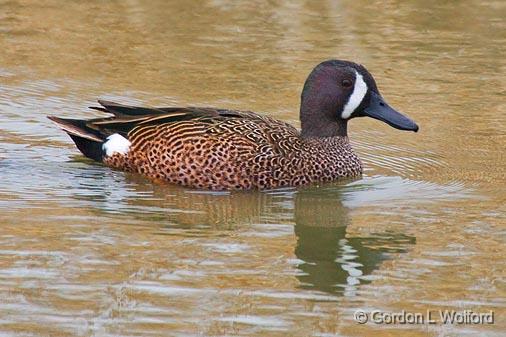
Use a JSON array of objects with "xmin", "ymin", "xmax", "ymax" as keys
[{"xmin": 0, "ymin": 0, "xmax": 505, "ymax": 336}]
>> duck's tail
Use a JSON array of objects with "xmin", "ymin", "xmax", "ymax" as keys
[{"xmin": 47, "ymin": 116, "xmax": 106, "ymax": 162}]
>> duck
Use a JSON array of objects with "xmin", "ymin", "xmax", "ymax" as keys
[{"xmin": 48, "ymin": 60, "xmax": 418, "ymax": 190}]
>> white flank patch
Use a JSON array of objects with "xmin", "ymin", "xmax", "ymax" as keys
[
  {"xmin": 341, "ymin": 70, "xmax": 368, "ymax": 119},
  {"xmin": 102, "ymin": 133, "xmax": 131, "ymax": 156}
]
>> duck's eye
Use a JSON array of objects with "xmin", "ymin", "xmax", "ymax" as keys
[{"xmin": 342, "ymin": 79, "xmax": 353, "ymax": 88}]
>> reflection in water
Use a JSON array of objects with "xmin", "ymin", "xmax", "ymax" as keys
[
  {"xmin": 52, "ymin": 161, "xmax": 421, "ymax": 298},
  {"xmin": 294, "ymin": 188, "xmax": 415, "ymax": 296},
  {"xmin": 80, "ymin": 173, "xmax": 418, "ymax": 297}
]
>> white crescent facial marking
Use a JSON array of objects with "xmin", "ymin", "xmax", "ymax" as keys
[
  {"xmin": 341, "ymin": 70, "xmax": 368, "ymax": 119},
  {"xmin": 103, "ymin": 133, "xmax": 131, "ymax": 156}
]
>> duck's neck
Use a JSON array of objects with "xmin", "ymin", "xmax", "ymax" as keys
[
  {"xmin": 300, "ymin": 105, "xmax": 348, "ymax": 139},
  {"xmin": 299, "ymin": 77, "xmax": 348, "ymax": 138}
]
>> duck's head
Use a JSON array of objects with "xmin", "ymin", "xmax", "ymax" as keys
[{"xmin": 300, "ymin": 60, "xmax": 419, "ymax": 138}]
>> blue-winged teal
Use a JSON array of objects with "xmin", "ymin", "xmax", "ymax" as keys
[{"xmin": 49, "ymin": 60, "xmax": 418, "ymax": 190}]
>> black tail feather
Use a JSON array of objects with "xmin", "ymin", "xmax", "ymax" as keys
[
  {"xmin": 68, "ymin": 134, "xmax": 104, "ymax": 162},
  {"xmin": 48, "ymin": 116, "xmax": 105, "ymax": 162}
]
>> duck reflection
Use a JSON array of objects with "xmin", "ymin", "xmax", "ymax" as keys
[
  {"xmin": 70, "ymin": 168, "xmax": 415, "ymax": 296},
  {"xmin": 294, "ymin": 187, "xmax": 415, "ymax": 295}
]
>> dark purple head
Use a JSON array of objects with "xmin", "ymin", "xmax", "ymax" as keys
[{"xmin": 300, "ymin": 60, "xmax": 418, "ymax": 138}]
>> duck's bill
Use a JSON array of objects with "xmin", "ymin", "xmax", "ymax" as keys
[{"xmin": 363, "ymin": 92, "xmax": 419, "ymax": 132}]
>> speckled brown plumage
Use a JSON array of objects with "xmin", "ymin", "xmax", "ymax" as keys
[{"xmin": 100, "ymin": 106, "xmax": 362, "ymax": 190}]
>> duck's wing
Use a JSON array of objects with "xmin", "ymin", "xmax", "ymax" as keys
[
  {"xmin": 48, "ymin": 100, "xmax": 299, "ymax": 161},
  {"xmin": 49, "ymin": 100, "xmax": 257, "ymax": 140}
]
